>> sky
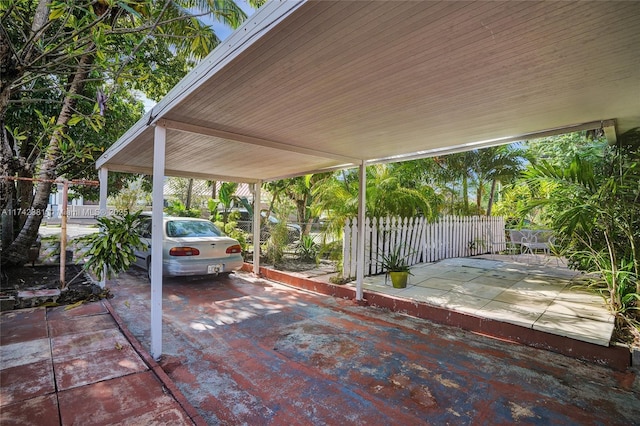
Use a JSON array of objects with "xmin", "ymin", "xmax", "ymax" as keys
[{"xmin": 208, "ymin": 0, "xmax": 258, "ymax": 41}]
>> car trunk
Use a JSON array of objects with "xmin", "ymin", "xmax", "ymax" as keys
[{"xmin": 167, "ymin": 237, "xmax": 238, "ymax": 259}]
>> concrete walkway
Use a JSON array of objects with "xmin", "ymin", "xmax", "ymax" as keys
[
  {"xmin": 0, "ymin": 301, "xmax": 203, "ymax": 425},
  {"xmin": 356, "ymin": 256, "xmax": 615, "ymax": 346}
]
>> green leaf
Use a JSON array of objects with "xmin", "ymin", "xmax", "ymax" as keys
[
  {"xmin": 49, "ymin": 7, "xmax": 65, "ymax": 20},
  {"xmin": 68, "ymin": 115, "xmax": 83, "ymax": 126},
  {"xmin": 116, "ymin": 1, "xmax": 141, "ymax": 19}
]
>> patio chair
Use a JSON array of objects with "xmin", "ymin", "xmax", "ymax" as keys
[
  {"xmin": 504, "ymin": 230, "xmax": 525, "ymax": 259},
  {"xmin": 487, "ymin": 230, "xmax": 520, "ymax": 260},
  {"xmin": 521, "ymin": 230, "xmax": 555, "ymax": 264}
]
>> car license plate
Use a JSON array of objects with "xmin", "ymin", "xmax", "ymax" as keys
[{"xmin": 207, "ymin": 264, "xmax": 222, "ymax": 274}]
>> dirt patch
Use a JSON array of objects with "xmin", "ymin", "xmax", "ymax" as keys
[
  {"xmin": 0, "ymin": 264, "xmax": 110, "ymax": 310},
  {"xmin": 272, "ymin": 259, "xmax": 323, "ymax": 272},
  {"xmin": 612, "ymin": 319, "xmax": 640, "ymax": 349}
]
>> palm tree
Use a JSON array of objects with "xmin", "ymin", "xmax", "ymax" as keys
[
  {"xmin": 431, "ymin": 144, "xmax": 524, "ymax": 216},
  {"xmin": 312, "ymin": 164, "xmax": 439, "ymax": 238},
  {"xmin": 477, "ymin": 145, "xmax": 525, "ymax": 216},
  {"xmin": 432, "ymin": 151, "xmax": 476, "ymax": 215}
]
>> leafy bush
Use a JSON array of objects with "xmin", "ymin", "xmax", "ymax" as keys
[
  {"xmin": 165, "ymin": 199, "xmax": 200, "ymax": 217},
  {"xmin": 77, "ymin": 211, "xmax": 147, "ymax": 281},
  {"xmin": 523, "ymin": 129, "xmax": 639, "ymax": 330},
  {"xmin": 262, "ymin": 218, "xmax": 289, "ymax": 264},
  {"xmin": 296, "ymin": 235, "xmax": 318, "ymax": 262},
  {"xmin": 213, "ymin": 219, "xmax": 249, "ymax": 254}
]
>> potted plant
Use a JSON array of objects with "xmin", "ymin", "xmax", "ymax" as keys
[{"xmin": 379, "ymin": 245, "xmax": 412, "ymax": 288}]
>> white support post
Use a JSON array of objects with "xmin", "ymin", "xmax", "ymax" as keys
[
  {"xmin": 356, "ymin": 162, "xmax": 366, "ymax": 301},
  {"xmin": 150, "ymin": 124, "xmax": 166, "ymax": 360},
  {"xmin": 252, "ymin": 180, "xmax": 262, "ymax": 275},
  {"xmin": 98, "ymin": 168, "xmax": 108, "ymax": 288}
]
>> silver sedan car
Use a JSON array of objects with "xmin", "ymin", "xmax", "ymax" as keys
[{"xmin": 134, "ymin": 214, "xmax": 244, "ymax": 279}]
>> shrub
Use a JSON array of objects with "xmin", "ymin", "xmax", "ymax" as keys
[
  {"xmin": 77, "ymin": 211, "xmax": 146, "ymax": 281},
  {"xmin": 296, "ymin": 235, "xmax": 318, "ymax": 262}
]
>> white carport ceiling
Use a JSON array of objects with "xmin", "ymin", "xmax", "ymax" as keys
[{"xmin": 97, "ymin": 1, "xmax": 640, "ymax": 182}]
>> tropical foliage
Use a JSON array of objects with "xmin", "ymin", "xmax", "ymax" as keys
[
  {"xmin": 0, "ymin": 0, "xmax": 262, "ymax": 266},
  {"xmin": 296, "ymin": 235, "xmax": 319, "ymax": 262},
  {"xmin": 522, "ymin": 129, "xmax": 639, "ymax": 330},
  {"xmin": 77, "ymin": 210, "xmax": 146, "ymax": 281},
  {"xmin": 312, "ymin": 164, "xmax": 439, "ymax": 238},
  {"xmin": 209, "ymin": 181, "xmax": 239, "ymax": 225}
]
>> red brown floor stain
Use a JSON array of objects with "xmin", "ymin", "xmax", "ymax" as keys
[{"xmin": 105, "ymin": 269, "xmax": 640, "ymax": 425}]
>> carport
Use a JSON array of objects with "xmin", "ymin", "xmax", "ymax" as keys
[{"xmin": 96, "ymin": 1, "xmax": 640, "ymax": 359}]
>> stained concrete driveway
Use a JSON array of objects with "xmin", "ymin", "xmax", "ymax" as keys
[{"xmin": 109, "ymin": 269, "xmax": 639, "ymax": 425}]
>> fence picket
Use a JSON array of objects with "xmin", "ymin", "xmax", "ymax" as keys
[
  {"xmin": 371, "ymin": 217, "xmax": 378, "ymax": 275},
  {"xmin": 343, "ymin": 215, "xmax": 506, "ymax": 276}
]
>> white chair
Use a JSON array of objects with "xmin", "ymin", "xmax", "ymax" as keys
[
  {"xmin": 498, "ymin": 230, "xmax": 525, "ymax": 260},
  {"xmin": 488, "ymin": 230, "xmax": 521, "ymax": 260},
  {"xmin": 521, "ymin": 230, "xmax": 555, "ymax": 264}
]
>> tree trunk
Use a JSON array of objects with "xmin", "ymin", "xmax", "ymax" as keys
[
  {"xmin": 462, "ymin": 175, "xmax": 469, "ymax": 215},
  {"xmin": 17, "ymin": 171, "xmax": 34, "ymax": 229},
  {"xmin": 2, "ymin": 52, "xmax": 93, "ymax": 266},
  {"xmin": 210, "ymin": 180, "xmax": 216, "ymax": 199},
  {"xmin": 185, "ymin": 178, "xmax": 193, "ymax": 209},
  {"xmin": 476, "ymin": 182, "xmax": 483, "ymax": 212},
  {"xmin": 486, "ymin": 179, "xmax": 498, "ymax": 216},
  {"xmin": 0, "ymin": 117, "xmax": 13, "ymax": 213}
]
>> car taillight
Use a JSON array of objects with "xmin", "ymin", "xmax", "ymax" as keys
[
  {"xmin": 226, "ymin": 244, "xmax": 242, "ymax": 254},
  {"xmin": 169, "ymin": 247, "xmax": 200, "ymax": 256}
]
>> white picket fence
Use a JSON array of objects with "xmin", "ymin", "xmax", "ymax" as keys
[{"xmin": 342, "ymin": 215, "xmax": 506, "ymax": 278}]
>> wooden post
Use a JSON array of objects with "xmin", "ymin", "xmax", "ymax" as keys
[{"xmin": 60, "ymin": 180, "xmax": 69, "ymax": 287}]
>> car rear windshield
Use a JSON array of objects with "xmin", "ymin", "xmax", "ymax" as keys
[{"xmin": 166, "ymin": 220, "xmax": 223, "ymax": 238}]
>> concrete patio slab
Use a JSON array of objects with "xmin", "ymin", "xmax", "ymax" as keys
[
  {"xmin": 0, "ymin": 394, "xmax": 59, "ymax": 426},
  {"xmin": 57, "ymin": 371, "xmax": 194, "ymax": 425},
  {"xmin": 53, "ymin": 341, "xmax": 147, "ymax": 391},
  {"xmin": 0, "ymin": 339, "xmax": 50, "ymax": 370},
  {"xmin": 534, "ymin": 311, "xmax": 616, "ymax": 346},
  {"xmin": 476, "ymin": 300, "xmax": 544, "ymax": 328},
  {"xmin": 432, "ymin": 269, "xmax": 484, "ymax": 282},
  {"xmin": 0, "ymin": 359, "xmax": 55, "ymax": 406},
  {"xmin": 0, "ymin": 301, "xmax": 202, "ymax": 425},
  {"xmin": 392, "ymin": 285, "xmax": 449, "ymax": 302},
  {"xmin": 413, "ymin": 276, "xmax": 459, "ymax": 290},
  {"xmin": 428, "ymin": 291, "xmax": 494, "ymax": 314},
  {"xmin": 360, "ymin": 256, "xmax": 615, "ymax": 347},
  {"xmin": 492, "ymin": 290, "xmax": 555, "ymax": 313},
  {"xmin": 546, "ymin": 299, "xmax": 616, "ymax": 323},
  {"xmin": 0, "ymin": 308, "xmax": 48, "ymax": 345},
  {"xmin": 469, "ymin": 274, "xmax": 520, "ymax": 287},
  {"xmin": 450, "ymin": 281, "xmax": 508, "ymax": 299}
]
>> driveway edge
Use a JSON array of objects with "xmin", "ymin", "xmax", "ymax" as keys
[{"xmin": 104, "ymin": 299, "xmax": 207, "ymax": 426}]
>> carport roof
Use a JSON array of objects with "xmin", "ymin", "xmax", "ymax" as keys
[{"xmin": 97, "ymin": 1, "xmax": 640, "ymax": 183}]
